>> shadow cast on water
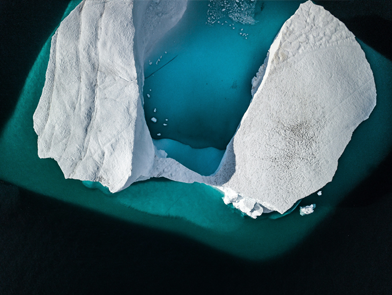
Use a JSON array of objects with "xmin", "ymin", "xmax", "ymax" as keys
[
  {"xmin": 339, "ymin": 147, "xmax": 392, "ymax": 208},
  {"xmin": 340, "ymin": 15, "xmax": 392, "ymax": 61},
  {"xmin": 0, "ymin": 0, "xmax": 69, "ymax": 135},
  {"xmin": 1, "ymin": 176, "xmax": 392, "ymax": 294}
]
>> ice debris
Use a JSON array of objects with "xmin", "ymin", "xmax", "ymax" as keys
[{"xmin": 299, "ymin": 204, "xmax": 316, "ymax": 216}]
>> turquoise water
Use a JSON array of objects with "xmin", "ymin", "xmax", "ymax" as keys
[
  {"xmin": 144, "ymin": 0, "xmax": 302, "ymax": 149},
  {"xmin": 152, "ymin": 139, "xmax": 224, "ymax": 176},
  {"xmin": 0, "ymin": 0, "xmax": 392, "ymax": 260}
]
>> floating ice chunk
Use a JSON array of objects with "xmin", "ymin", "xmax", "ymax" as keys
[
  {"xmin": 220, "ymin": 187, "xmax": 264, "ymax": 218},
  {"xmin": 147, "ymin": 94, "xmax": 150, "ymax": 98},
  {"xmin": 221, "ymin": 187, "xmax": 240, "ymax": 205},
  {"xmin": 317, "ymin": 191, "xmax": 322, "ymax": 196},
  {"xmin": 300, "ymin": 204, "xmax": 316, "ymax": 216},
  {"xmin": 157, "ymin": 133, "xmax": 161, "ymax": 137},
  {"xmin": 151, "ymin": 117, "xmax": 157, "ymax": 123},
  {"xmin": 163, "ymin": 123, "xmax": 167, "ymax": 126},
  {"xmin": 165, "ymin": 119, "xmax": 168, "ymax": 121},
  {"xmin": 235, "ymin": 198, "xmax": 256, "ymax": 215},
  {"xmin": 153, "ymin": 108, "xmax": 157, "ymax": 113}
]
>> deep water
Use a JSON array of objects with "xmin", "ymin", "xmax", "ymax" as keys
[{"xmin": 1, "ymin": 0, "xmax": 392, "ymax": 264}]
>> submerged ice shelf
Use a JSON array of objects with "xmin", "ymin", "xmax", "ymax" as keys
[{"xmin": 33, "ymin": 0, "xmax": 376, "ymax": 217}]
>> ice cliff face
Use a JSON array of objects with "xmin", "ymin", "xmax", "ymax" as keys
[{"xmin": 33, "ymin": 1, "xmax": 376, "ymax": 217}]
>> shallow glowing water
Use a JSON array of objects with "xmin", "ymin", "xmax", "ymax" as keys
[{"xmin": 0, "ymin": 0, "xmax": 392, "ymax": 260}]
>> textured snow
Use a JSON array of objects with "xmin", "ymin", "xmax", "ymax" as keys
[
  {"xmin": 206, "ymin": 0, "xmax": 376, "ymax": 214},
  {"xmin": 34, "ymin": 1, "xmax": 376, "ymax": 217}
]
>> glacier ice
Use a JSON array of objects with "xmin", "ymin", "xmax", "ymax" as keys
[{"xmin": 33, "ymin": 0, "xmax": 376, "ymax": 217}]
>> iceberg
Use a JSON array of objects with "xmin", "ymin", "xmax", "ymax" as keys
[{"xmin": 33, "ymin": 0, "xmax": 376, "ymax": 217}]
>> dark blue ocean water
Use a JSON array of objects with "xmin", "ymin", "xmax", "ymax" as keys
[{"xmin": 1, "ymin": 1, "xmax": 392, "ymax": 293}]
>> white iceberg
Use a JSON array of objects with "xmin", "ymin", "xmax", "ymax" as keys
[{"xmin": 33, "ymin": 0, "xmax": 376, "ymax": 217}]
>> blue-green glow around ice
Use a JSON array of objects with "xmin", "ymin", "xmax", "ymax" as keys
[{"xmin": 0, "ymin": 0, "xmax": 391, "ymax": 260}]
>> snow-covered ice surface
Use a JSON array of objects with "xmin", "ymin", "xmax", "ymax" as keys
[
  {"xmin": 33, "ymin": 0, "xmax": 376, "ymax": 217},
  {"xmin": 206, "ymin": 0, "xmax": 377, "ymax": 213}
]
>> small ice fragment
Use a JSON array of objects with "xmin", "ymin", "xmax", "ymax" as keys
[
  {"xmin": 300, "ymin": 204, "xmax": 316, "ymax": 216},
  {"xmin": 157, "ymin": 133, "xmax": 161, "ymax": 136},
  {"xmin": 163, "ymin": 123, "xmax": 167, "ymax": 126},
  {"xmin": 233, "ymin": 27, "xmax": 235, "ymax": 30},
  {"xmin": 220, "ymin": 187, "xmax": 240, "ymax": 205},
  {"xmin": 149, "ymin": 89, "xmax": 152, "ymax": 92},
  {"xmin": 146, "ymin": 94, "xmax": 150, "ymax": 98},
  {"xmin": 249, "ymin": 203, "xmax": 263, "ymax": 219},
  {"xmin": 165, "ymin": 119, "xmax": 168, "ymax": 121},
  {"xmin": 235, "ymin": 198, "xmax": 256, "ymax": 215},
  {"xmin": 153, "ymin": 108, "xmax": 157, "ymax": 113},
  {"xmin": 151, "ymin": 117, "xmax": 157, "ymax": 123},
  {"xmin": 241, "ymin": 28, "xmax": 243, "ymax": 31},
  {"xmin": 149, "ymin": 61, "xmax": 152, "ymax": 65},
  {"xmin": 317, "ymin": 191, "xmax": 322, "ymax": 196},
  {"xmin": 222, "ymin": 8, "xmax": 225, "ymax": 11},
  {"xmin": 165, "ymin": 51, "xmax": 167, "ymax": 54},
  {"xmin": 160, "ymin": 56, "xmax": 162, "ymax": 59}
]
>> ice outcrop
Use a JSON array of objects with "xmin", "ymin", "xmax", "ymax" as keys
[{"xmin": 34, "ymin": 1, "xmax": 376, "ymax": 217}]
